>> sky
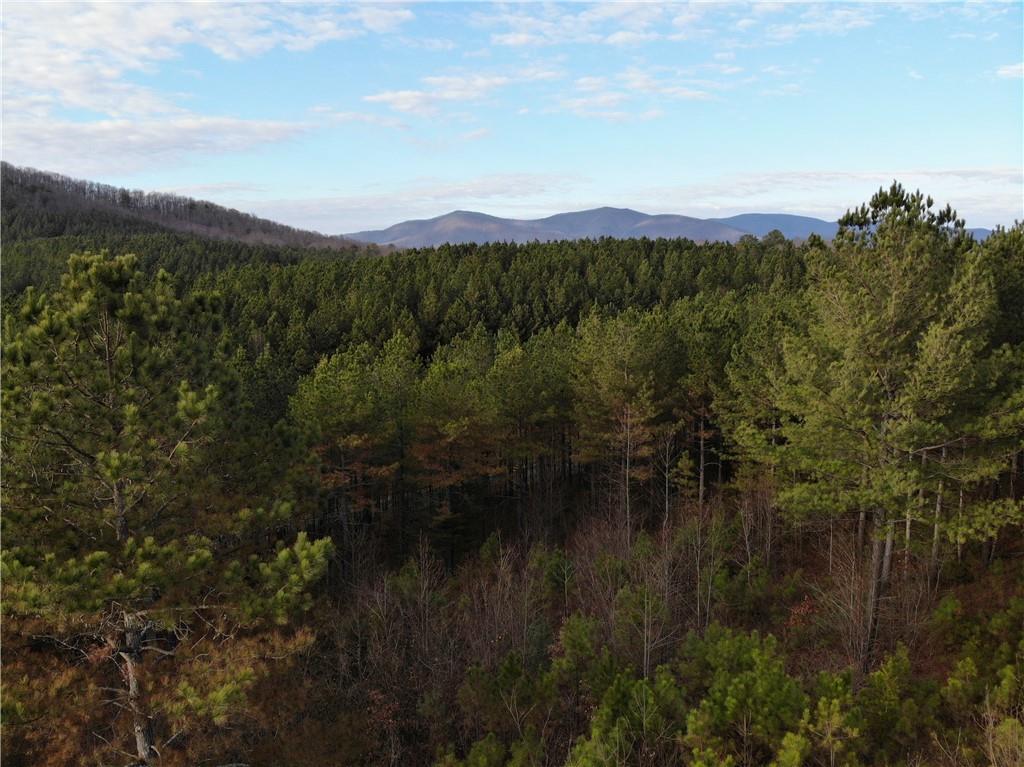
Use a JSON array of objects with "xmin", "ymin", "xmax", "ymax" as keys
[{"xmin": 2, "ymin": 1, "xmax": 1022, "ymax": 233}]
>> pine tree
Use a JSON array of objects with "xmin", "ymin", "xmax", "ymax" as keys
[
  {"xmin": 768, "ymin": 185, "xmax": 1020, "ymax": 672},
  {"xmin": 573, "ymin": 311, "xmax": 657, "ymax": 539},
  {"xmin": 2, "ymin": 252, "xmax": 332, "ymax": 764}
]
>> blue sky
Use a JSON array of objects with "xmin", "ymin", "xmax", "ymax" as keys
[{"xmin": 3, "ymin": 2, "xmax": 1021, "ymax": 232}]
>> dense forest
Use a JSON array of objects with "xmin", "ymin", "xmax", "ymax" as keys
[{"xmin": 2, "ymin": 179, "xmax": 1022, "ymax": 767}]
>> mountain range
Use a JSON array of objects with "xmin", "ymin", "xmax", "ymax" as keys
[
  {"xmin": 347, "ymin": 208, "xmax": 846, "ymax": 248},
  {"xmin": 349, "ymin": 208, "xmax": 996, "ymax": 247}
]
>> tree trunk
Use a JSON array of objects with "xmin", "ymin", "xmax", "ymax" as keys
[
  {"xmin": 828, "ymin": 517, "xmax": 834, "ymax": 574},
  {"xmin": 699, "ymin": 509, "xmax": 718, "ymax": 634},
  {"xmin": 120, "ymin": 613, "xmax": 155, "ymax": 763},
  {"xmin": 881, "ymin": 520, "xmax": 895, "ymax": 586},
  {"xmin": 717, "ymin": 435, "xmax": 724, "ymax": 486},
  {"xmin": 642, "ymin": 589, "xmax": 652, "ymax": 679},
  {"xmin": 694, "ymin": 513, "xmax": 703, "ymax": 632},
  {"xmin": 905, "ymin": 499, "xmax": 915, "ymax": 573},
  {"xmin": 929, "ymin": 446, "xmax": 946, "ymax": 590},
  {"xmin": 663, "ymin": 442, "xmax": 671, "ymax": 530},
  {"xmin": 862, "ymin": 511, "xmax": 885, "ymax": 674},
  {"xmin": 114, "ymin": 480, "xmax": 128, "ymax": 542},
  {"xmin": 516, "ymin": 458, "xmax": 527, "ymax": 538},
  {"xmin": 1009, "ymin": 450, "xmax": 1019, "ymax": 501},
  {"xmin": 698, "ymin": 414, "xmax": 706, "ymax": 508},
  {"xmin": 957, "ymin": 479, "xmax": 965, "ymax": 563},
  {"xmin": 446, "ymin": 485, "xmax": 455, "ymax": 570},
  {"xmin": 906, "ymin": 452, "xmax": 926, "ymax": 571},
  {"xmin": 624, "ymin": 409, "xmax": 632, "ymax": 542}
]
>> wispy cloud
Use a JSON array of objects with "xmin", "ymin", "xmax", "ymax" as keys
[
  {"xmin": 561, "ymin": 90, "xmax": 630, "ymax": 112},
  {"xmin": 618, "ymin": 66, "xmax": 714, "ymax": 100},
  {"xmin": 365, "ymin": 67, "xmax": 560, "ymax": 116},
  {"xmin": 347, "ymin": 6, "xmax": 414, "ymax": 34},
  {"xmin": 996, "ymin": 62, "xmax": 1024, "ymax": 79},
  {"xmin": 553, "ymin": 64, "xmax": 713, "ymax": 122},
  {"xmin": 478, "ymin": 3, "xmax": 670, "ymax": 47},
  {"xmin": 476, "ymin": 2, "xmax": 893, "ymax": 49},
  {"xmin": 402, "ymin": 126, "xmax": 495, "ymax": 153},
  {"xmin": 761, "ymin": 83, "xmax": 804, "ymax": 97},
  {"xmin": 553, "ymin": 61, "xmax": 730, "ymax": 122},
  {"xmin": 459, "ymin": 128, "xmax": 491, "ymax": 142},
  {"xmin": 605, "ymin": 30, "xmax": 661, "ymax": 46},
  {"xmin": 3, "ymin": 116, "xmax": 308, "ymax": 176},
  {"xmin": 766, "ymin": 5, "xmax": 876, "ymax": 42},
  {"xmin": 2, "ymin": 3, "xmax": 413, "ymax": 116},
  {"xmin": 575, "ymin": 76, "xmax": 609, "ymax": 92},
  {"xmin": 401, "ymin": 36, "xmax": 457, "ymax": 52},
  {"xmin": 309, "ymin": 106, "xmax": 409, "ymax": 130},
  {"xmin": 1, "ymin": 2, "xmax": 414, "ymax": 170},
  {"xmin": 950, "ymin": 30, "xmax": 1000, "ymax": 42}
]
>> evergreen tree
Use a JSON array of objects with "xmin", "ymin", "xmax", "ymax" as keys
[
  {"xmin": 573, "ymin": 311, "xmax": 657, "ymax": 538},
  {"xmin": 1, "ymin": 252, "xmax": 332, "ymax": 764},
  {"xmin": 768, "ymin": 185, "xmax": 1020, "ymax": 671}
]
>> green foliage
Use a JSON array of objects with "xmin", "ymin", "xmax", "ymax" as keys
[
  {"xmin": 783, "ymin": 673, "xmax": 861, "ymax": 767},
  {"xmin": 856, "ymin": 645, "xmax": 938, "ymax": 761},
  {"xmin": 567, "ymin": 667, "xmax": 687, "ymax": 767},
  {"xmin": 463, "ymin": 733, "xmax": 507, "ymax": 767},
  {"xmin": 458, "ymin": 651, "xmax": 555, "ymax": 739},
  {"xmin": 765, "ymin": 184, "xmax": 1019, "ymax": 533},
  {"xmin": 3, "ymin": 183, "xmax": 1021, "ymax": 767},
  {"xmin": 770, "ymin": 732, "xmax": 810, "ymax": 767},
  {"xmin": 681, "ymin": 625, "xmax": 807, "ymax": 764},
  {"xmin": 4, "ymin": 254, "xmax": 216, "ymax": 528},
  {"xmin": 235, "ymin": 533, "xmax": 334, "ymax": 625},
  {"xmin": 173, "ymin": 668, "xmax": 258, "ymax": 727},
  {"xmin": 549, "ymin": 613, "xmax": 619, "ymax": 702},
  {"xmin": 573, "ymin": 310, "xmax": 657, "ymax": 466},
  {"xmin": 1, "ymin": 252, "xmax": 333, "ymax": 764}
]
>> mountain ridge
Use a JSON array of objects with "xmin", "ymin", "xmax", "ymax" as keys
[
  {"xmin": 348, "ymin": 207, "xmax": 843, "ymax": 247},
  {"xmin": 349, "ymin": 207, "xmax": 995, "ymax": 248}
]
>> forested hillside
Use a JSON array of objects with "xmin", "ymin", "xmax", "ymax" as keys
[
  {"xmin": 0, "ymin": 164, "xmax": 392, "ymax": 297},
  {"xmin": 1, "ymin": 162, "xmax": 370, "ymax": 250},
  {"xmin": 2, "ymin": 184, "xmax": 1022, "ymax": 767}
]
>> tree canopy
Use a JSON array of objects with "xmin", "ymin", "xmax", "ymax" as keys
[{"xmin": 2, "ymin": 184, "xmax": 1022, "ymax": 766}]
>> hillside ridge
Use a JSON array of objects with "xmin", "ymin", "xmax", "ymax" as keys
[{"xmin": 1, "ymin": 162, "xmax": 361, "ymax": 251}]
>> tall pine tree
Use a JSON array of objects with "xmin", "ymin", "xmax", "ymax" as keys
[{"xmin": 2, "ymin": 252, "xmax": 332, "ymax": 764}]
